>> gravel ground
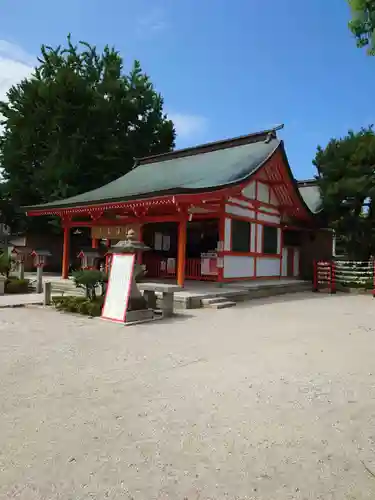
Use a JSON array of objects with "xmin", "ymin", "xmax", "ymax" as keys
[{"xmin": 1, "ymin": 293, "xmax": 375, "ymax": 499}]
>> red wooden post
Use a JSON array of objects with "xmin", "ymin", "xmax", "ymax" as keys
[
  {"xmin": 62, "ymin": 226, "xmax": 70, "ymax": 279},
  {"xmin": 92, "ymin": 238, "xmax": 99, "ymax": 249},
  {"xmin": 177, "ymin": 217, "xmax": 187, "ymax": 287},
  {"xmin": 217, "ymin": 206, "xmax": 225, "ymax": 283},
  {"xmin": 313, "ymin": 260, "xmax": 318, "ymax": 291}
]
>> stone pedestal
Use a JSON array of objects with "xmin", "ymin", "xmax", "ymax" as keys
[
  {"xmin": 36, "ymin": 266, "xmax": 43, "ymax": 293},
  {"xmin": 161, "ymin": 292, "xmax": 174, "ymax": 317},
  {"xmin": 125, "ymin": 309, "xmax": 154, "ymax": 324},
  {"xmin": 44, "ymin": 282, "xmax": 52, "ymax": 305},
  {"xmin": 143, "ymin": 289, "xmax": 157, "ymax": 309},
  {"xmin": 0, "ymin": 276, "xmax": 6, "ymax": 295},
  {"xmin": 18, "ymin": 262, "xmax": 25, "ymax": 280}
]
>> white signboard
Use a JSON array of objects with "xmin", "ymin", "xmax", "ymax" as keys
[{"xmin": 101, "ymin": 253, "xmax": 135, "ymax": 323}]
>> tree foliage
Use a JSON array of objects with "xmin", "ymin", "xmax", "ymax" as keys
[
  {"xmin": 0, "ymin": 35, "xmax": 175, "ymax": 232},
  {"xmin": 72, "ymin": 269, "xmax": 104, "ymax": 300},
  {"xmin": 314, "ymin": 126, "xmax": 375, "ymax": 259},
  {"xmin": 348, "ymin": 0, "xmax": 375, "ymax": 54}
]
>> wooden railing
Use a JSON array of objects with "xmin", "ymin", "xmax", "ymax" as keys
[{"xmin": 143, "ymin": 254, "xmax": 217, "ymax": 281}]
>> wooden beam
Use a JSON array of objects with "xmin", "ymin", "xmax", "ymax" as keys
[{"xmin": 70, "ymin": 215, "xmax": 180, "ymax": 227}]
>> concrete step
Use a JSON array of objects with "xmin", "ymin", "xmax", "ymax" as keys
[
  {"xmin": 49, "ymin": 281, "xmax": 85, "ymax": 296},
  {"xmin": 208, "ymin": 300, "xmax": 237, "ymax": 309},
  {"xmin": 201, "ymin": 296, "xmax": 230, "ymax": 306},
  {"xmin": 202, "ymin": 296, "xmax": 237, "ymax": 309}
]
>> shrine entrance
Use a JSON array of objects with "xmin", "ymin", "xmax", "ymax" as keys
[{"xmin": 142, "ymin": 219, "xmax": 219, "ymax": 281}]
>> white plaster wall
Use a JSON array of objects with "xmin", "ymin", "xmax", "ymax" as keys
[
  {"xmin": 241, "ymin": 181, "xmax": 256, "ymax": 199},
  {"xmin": 257, "ymin": 182, "xmax": 269, "ymax": 203},
  {"xmin": 225, "ymin": 204, "xmax": 255, "ymax": 219},
  {"xmin": 294, "ymin": 248, "xmax": 300, "ymax": 277},
  {"xmin": 250, "ymin": 223, "xmax": 256, "ymax": 252},
  {"xmin": 256, "ymin": 257, "xmax": 281, "ymax": 277},
  {"xmin": 223, "ymin": 256, "xmax": 255, "ymax": 278},
  {"xmin": 269, "ymin": 188, "xmax": 279, "ymax": 206},
  {"xmin": 257, "ymin": 224, "xmax": 262, "ymax": 253},
  {"xmin": 257, "ymin": 213, "xmax": 280, "ymax": 224},
  {"xmin": 224, "ymin": 218, "xmax": 231, "ymax": 251},
  {"xmin": 281, "ymin": 248, "xmax": 288, "ymax": 277}
]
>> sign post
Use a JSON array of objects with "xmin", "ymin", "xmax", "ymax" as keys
[{"xmin": 101, "ymin": 253, "xmax": 135, "ymax": 323}]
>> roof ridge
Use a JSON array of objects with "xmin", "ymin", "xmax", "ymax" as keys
[
  {"xmin": 136, "ymin": 124, "xmax": 284, "ymax": 165},
  {"xmin": 297, "ymin": 179, "xmax": 317, "ymax": 186}
]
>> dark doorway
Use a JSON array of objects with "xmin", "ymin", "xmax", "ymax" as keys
[{"xmin": 287, "ymin": 248, "xmax": 294, "ymax": 277}]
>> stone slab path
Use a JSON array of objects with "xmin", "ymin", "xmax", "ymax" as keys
[{"xmin": 0, "ymin": 293, "xmax": 43, "ymax": 308}]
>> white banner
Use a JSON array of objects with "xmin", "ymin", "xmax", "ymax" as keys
[{"xmin": 101, "ymin": 253, "xmax": 135, "ymax": 323}]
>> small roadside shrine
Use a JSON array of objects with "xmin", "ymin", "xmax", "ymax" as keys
[{"xmin": 25, "ymin": 126, "xmax": 333, "ymax": 286}]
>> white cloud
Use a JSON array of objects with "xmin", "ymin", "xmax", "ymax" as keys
[
  {"xmin": 0, "ymin": 40, "xmax": 35, "ymax": 67},
  {"xmin": 0, "ymin": 40, "xmax": 34, "ymax": 133},
  {"xmin": 0, "ymin": 41, "xmax": 208, "ymax": 145},
  {"xmin": 136, "ymin": 8, "xmax": 167, "ymax": 39},
  {"xmin": 169, "ymin": 113, "xmax": 208, "ymax": 140}
]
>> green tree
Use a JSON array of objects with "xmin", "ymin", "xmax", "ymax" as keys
[
  {"xmin": 314, "ymin": 126, "xmax": 375, "ymax": 259},
  {"xmin": 0, "ymin": 35, "xmax": 175, "ymax": 232},
  {"xmin": 348, "ymin": 0, "xmax": 375, "ymax": 54}
]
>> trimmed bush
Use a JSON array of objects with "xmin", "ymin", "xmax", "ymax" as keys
[
  {"xmin": 52, "ymin": 296, "xmax": 104, "ymax": 317},
  {"xmin": 6, "ymin": 278, "xmax": 30, "ymax": 294},
  {"xmin": 72, "ymin": 269, "xmax": 105, "ymax": 300},
  {"xmin": 0, "ymin": 253, "xmax": 12, "ymax": 278}
]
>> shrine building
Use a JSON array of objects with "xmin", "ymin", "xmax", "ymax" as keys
[{"xmin": 25, "ymin": 126, "xmax": 332, "ymax": 286}]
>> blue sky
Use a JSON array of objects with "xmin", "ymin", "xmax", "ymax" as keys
[{"xmin": 0, "ymin": 0, "xmax": 373, "ymax": 179}]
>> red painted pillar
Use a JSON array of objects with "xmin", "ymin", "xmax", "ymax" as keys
[
  {"xmin": 62, "ymin": 226, "xmax": 70, "ymax": 279},
  {"xmin": 217, "ymin": 210, "xmax": 225, "ymax": 283},
  {"xmin": 177, "ymin": 218, "xmax": 187, "ymax": 287},
  {"xmin": 92, "ymin": 238, "xmax": 99, "ymax": 249},
  {"xmin": 313, "ymin": 260, "xmax": 318, "ymax": 291}
]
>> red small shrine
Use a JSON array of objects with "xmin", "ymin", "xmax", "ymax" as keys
[{"xmin": 25, "ymin": 126, "xmax": 332, "ymax": 286}]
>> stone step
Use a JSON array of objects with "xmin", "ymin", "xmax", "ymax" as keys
[
  {"xmin": 201, "ymin": 296, "xmax": 231, "ymax": 306},
  {"xmin": 201, "ymin": 297, "xmax": 237, "ymax": 309},
  {"xmin": 207, "ymin": 300, "xmax": 237, "ymax": 309}
]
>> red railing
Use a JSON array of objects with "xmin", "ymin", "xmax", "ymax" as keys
[{"xmin": 142, "ymin": 254, "xmax": 217, "ymax": 281}]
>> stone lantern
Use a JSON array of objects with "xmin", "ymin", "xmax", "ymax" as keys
[
  {"xmin": 106, "ymin": 229, "xmax": 149, "ymax": 273},
  {"xmin": 11, "ymin": 246, "xmax": 32, "ymax": 280},
  {"xmin": 77, "ymin": 248, "xmax": 101, "ymax": 270},
  {"xmin": 31, "ymin": 249, "xmax": 52, "ymax": 293}
]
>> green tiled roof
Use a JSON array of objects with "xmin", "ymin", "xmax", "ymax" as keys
[
  {"xmin": 297, "ymin": 181, "xmax": 322, "ymax": 214},
  {"xmin": 25, "ymin": 127, "xmax": 323, "ymax": 217},
  {"xmin": 26, "ymin": 132, "xmax": 281, "ymax": 211}
]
